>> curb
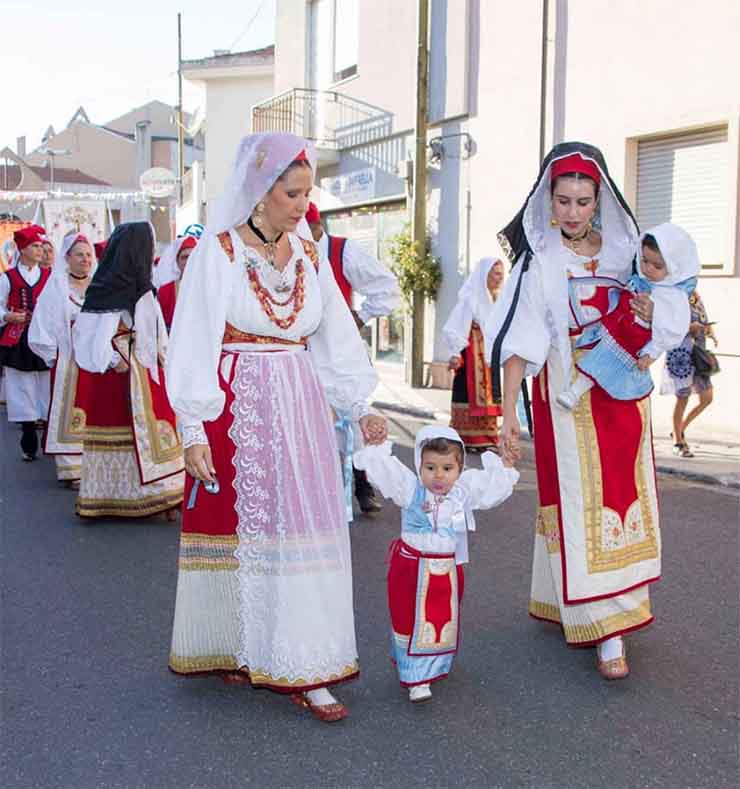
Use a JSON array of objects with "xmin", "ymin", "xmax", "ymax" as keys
[{"xmin": 654, "ymin": 465, "xmax": 740, "ymax": 490}]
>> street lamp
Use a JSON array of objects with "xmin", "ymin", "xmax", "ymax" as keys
[{"xmin": 38, "ymin": 147, "xmax": 72, "ymax": 192}]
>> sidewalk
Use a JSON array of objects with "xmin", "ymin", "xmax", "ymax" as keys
[{"xmin": 371, "ymin": 363, "xmax": 740, "ymax": 489}]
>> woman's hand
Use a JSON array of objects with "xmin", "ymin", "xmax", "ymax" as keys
[
  {"xmin": 629, "ymin": 292, "xmax": 654, "ymax": 323},
  {"xmin": 185, "ymin": 444, "xmax": 216, "ymax": 483},
  {"xmin": 448, "ymin": 355, "xmax": 462, "ymax": 371},
  {"xmin": 113, "ymin": 359, "xmax": 129, "ymax": 374},
  {"xmin": 360, "ymin": 414, "xmax": 387, "ymax": 445},
  {"xmin": 688, "ymin": 321, "xmax": 704, "ymax": 338},
  {"xmin": 500, "ymin": 407, "xmax": 521, "ymax": 466},
  {"xmin": 5, "ymin": 309, "xmax": 28, "ymax": 325}
]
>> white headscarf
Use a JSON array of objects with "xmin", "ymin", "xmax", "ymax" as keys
[
  {"xmin": 640, "ymin": 223, "xmax": 700, "ymax": 287},
  {"xmin": 413, "ymin": 424, "xmax": 476, "ymax": 561},
  {"xmin": 207, "ymin": 132, "xmax": 316, "ymax": 235},
  {"xmin": 29, "ymin": 232, "xmax": 95, "ymax": 364},
  {"xmin": 178, "ymin": 132, "xmax": 317, "ymax": 298},
  {"xmin": 152, "ymin": 236, "xmax": 188, "ymax": 288},
  {"xmin": 442, "ymin": 257, "xmax": 503, "ymax": 355}
]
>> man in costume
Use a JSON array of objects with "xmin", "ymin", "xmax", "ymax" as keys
[
  {"xmin": 0, "ymin": 225, "xmax": 52, "ymax": 459},
  {"xmin": 306, "ymin": 201, "xmax": 400, "ymax": 513}
]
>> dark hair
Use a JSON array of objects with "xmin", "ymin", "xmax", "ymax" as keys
[
  {"xmin": 551, "ymin": 172, "xmax": 599, "ymax": 196},
  {"xmin": 641, "ymin": 233, "xmax": 660, "ymax": 253},
  {"xmin": 277, "ymin": 158, "xmax": 312, "ymax": 181},
  {"xmin": 421, "ymin": 438, "xmax": 464, "ymax": 469}
]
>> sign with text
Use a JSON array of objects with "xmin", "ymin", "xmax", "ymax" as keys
[
  {"xmin": 320, "ymin": 167, "xmax": 376, "ymax": 206},
  {"xmin": 140, "ymin": 167, "xmax": 177, "ymax": 198}
]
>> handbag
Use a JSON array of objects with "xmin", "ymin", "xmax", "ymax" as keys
[{"xmin": 691, "ymin": 344, "xmax": 720, "ymax": 376}]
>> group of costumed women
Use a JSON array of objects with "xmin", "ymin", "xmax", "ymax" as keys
[{"xmin": 5, "ymin": 132, "xmax": 696, "ymax": 721}]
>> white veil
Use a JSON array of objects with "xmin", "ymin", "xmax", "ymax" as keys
[
  {"xmin": 153, "ymin": 237, "xmax": 185, "ymax": 288},
  {"xmin": 29, "ymin": 232, "xmax": 95, "ymax": 364},
  {"xmin": 208, "ymin": 133, "xmax": 317, "ymax": 235}
]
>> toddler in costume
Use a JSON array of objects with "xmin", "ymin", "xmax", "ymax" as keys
[
  {"xmin": 353, "ymin": 426, "xmax": 518, "ymax": 702},
  {"xmin": 557, "ymin": 222, "xmax": 700, "ymax": 409}
]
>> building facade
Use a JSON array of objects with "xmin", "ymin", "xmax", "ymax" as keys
[
  {"xmin": 260, "ymin": 0, "xmax": 739, "ymax": 440},
  {"xmin": 181, "ymin": 46, "xmax": 276, "ymax": 228}
]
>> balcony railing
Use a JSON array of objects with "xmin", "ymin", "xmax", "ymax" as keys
[{"xmin": 252, "ymin": 88, "xmax": 392, "ymax": 150}]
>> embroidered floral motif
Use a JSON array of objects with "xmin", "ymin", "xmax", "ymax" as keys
[{"xmin": 217, "ymin": 231, "xmax": 235, "ymax": 262}]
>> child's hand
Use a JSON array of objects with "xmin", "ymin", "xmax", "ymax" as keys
[
  {"xmin": 636, "ymin": 355, "xmax": 654, "ymax": 371},
  {"xmin": 360, "ymin": 414, "xmax": 387, "ymax": 445}
]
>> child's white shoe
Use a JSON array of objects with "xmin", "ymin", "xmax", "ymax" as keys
[
  {"xmin": 556, "ymin": 390, "xmax": 578, "ymax": 410},
  {"xmin": 409, "ymin": 683, "xmax": 432, "ymax": 703}
]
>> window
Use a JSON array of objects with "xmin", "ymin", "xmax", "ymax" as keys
[
  {"xmin": 636, "ymin": 127, "xmax": 730, "ymax": 271},
  {"xmin": 332, "ymin": 0, "xmax": 359, "ymax": 83}
]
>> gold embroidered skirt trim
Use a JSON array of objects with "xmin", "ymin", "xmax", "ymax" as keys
[
  {"xmin": 529, "ymin": 598, "xmax": 653, "ymax": 644},
  {"xmin": 76, "ymin": 489, "xmax": 183, "ymax": 519},
  {"xmin": 169, "ymin": 652, "xmax": 359, "ymax": 688}
]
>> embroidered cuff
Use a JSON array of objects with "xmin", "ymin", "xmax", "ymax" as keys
[{"xmin": 181, "ymin": 423, "xmax": 209, "ymax": 449}]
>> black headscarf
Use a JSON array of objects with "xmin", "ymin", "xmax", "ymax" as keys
[
  {"xmin": 82, "ymin": 222, "xmax": 154, "ymax": 315},
  {"xmin": 490, "ymin": 142, "xmax": 639, "ymax": 419}
]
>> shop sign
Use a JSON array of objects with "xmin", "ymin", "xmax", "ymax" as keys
[{"xmin": 321, "ymin": 167, "xmax": 376, "ymax": 205}]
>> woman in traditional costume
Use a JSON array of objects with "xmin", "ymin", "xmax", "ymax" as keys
[
  {"xmin": 0, "ymin": 224, "xmax": 52, "ymax": 460},
  {"xmin": 487, "ymin": 142, "xmax": 658, "ymax": 679},
  {"xmin": 29, "ymin": 232, "xmax": 95, "ymax": 486},
  {"xmin": 165, "ymin": 132, "xmax": 386, "ymax": 723},
  {"xmin": 154, "ymin": 235, "xmax": 198, "ymax": 330},
  {"xmin": 443, "ymin": 257, "xmax": 504, "ymax": 450},
  {"xmin": 72, "ymin": 222, "xmax": 184, "ymax": 519}
]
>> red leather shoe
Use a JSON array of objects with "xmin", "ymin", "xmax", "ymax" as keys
[{"xmin": 290, "ymin": 692, "xmax": 348, "ymax": 722}]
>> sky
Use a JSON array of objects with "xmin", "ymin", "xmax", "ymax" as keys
[{"xmin": 1, "ymin": 0, "xmax": 276, "ymax": 152}]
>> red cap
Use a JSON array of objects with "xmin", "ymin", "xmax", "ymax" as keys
[
  {"xmin": 305, "ymin": 202, "xmax": 321, "ymax": 224},
  {"xmin": 550, "ymin": 154, "xmax": 601, "ymax": 186},
  {"xmin": 13, "ymin": 224, "xmax": 46, "ymax": 251},
  {"xmin": 94, "ymin": 241, "xmax": 108, "ymax": 261},
  {"xmin": 179, "ymin": 235, "xmax": 197, "ymax": 252}
]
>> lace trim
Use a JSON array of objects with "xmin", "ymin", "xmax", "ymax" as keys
[{"xmin": 182, "ymin": 423, "xmax": 208, "ymax": 449}]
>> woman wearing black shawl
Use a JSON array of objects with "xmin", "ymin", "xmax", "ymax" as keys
[
  {"xmin": 485, "ymin": 142, "xmax": 659, "ymax": 680},
  {"xmin": 72, "ymin": 222, "xmax": 184, "ymax": 519}
]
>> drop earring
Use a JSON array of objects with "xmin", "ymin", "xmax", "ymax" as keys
[
  {"xmin": 252, "ymin": 201, "xmax": 266, "ymax": 228},
  {"xmin": 550, "ymin": 217, "xmax": 559, "ymax": 227}
]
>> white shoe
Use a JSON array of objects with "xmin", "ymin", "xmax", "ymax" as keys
[
  {"xmin": 409, "ymin": 684, "xmax": 432, "ymax": 703},
  {"xmin": 556, "ymin": 391, "xmax": 578, "ymax": 410}
]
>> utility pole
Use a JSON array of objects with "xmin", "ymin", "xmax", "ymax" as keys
[
  {"xmin": 538, "ymin": 0, "xmax": 550, "ymax": 165},
  {"xmin": 177, "ymin": 12, "xmax": 185, "ymax": 206},
  {"xmin": 410, "ymin": 0, "xmax": 429, "ymax": 388}
]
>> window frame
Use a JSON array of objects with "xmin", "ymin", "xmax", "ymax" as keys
[{"xmin": 624, "ymin": 116, "xmax": 739, "ymax": 278}]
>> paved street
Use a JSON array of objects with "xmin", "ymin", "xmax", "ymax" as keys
[{"xmin": 2, "ymin": 411, "xmax": 738, "ymax": 789}]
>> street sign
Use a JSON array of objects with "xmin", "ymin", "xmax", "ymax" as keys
[{"xmin": 140, "ymin": 167, "xmax": 177, "ymax": 198}]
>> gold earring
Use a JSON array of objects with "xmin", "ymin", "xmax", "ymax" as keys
[
  {"xmin": 550, "ymin": 217, "xmax": 559, "ymax": 227},
  {"xmin": 253, "ymin": 201, "xmax": 265, "ymax": 228}
]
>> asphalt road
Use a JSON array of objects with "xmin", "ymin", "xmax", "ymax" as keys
[{"xmin": 1, "ymin": 411, "xmax": 738, "ymax": 789}]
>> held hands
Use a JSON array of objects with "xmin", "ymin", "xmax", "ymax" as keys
[
  {"xmin": 448, "ymin": 355, "xmax": 463, "ymax": 371},
  {"xmin": 629, "ymin": 292, "xmax": 654, "ymax": 324},
  {"xmin": 636, "ymin": 355, "xmax": 655, "ymax": 371},
  {"xmin": 184, "ymin": 444, "xmax": 216, "ymax": 483},
  {"xmin": 360, "ymin": 414, "xmax": 387, "ymax": 445},
  {"xmin": 500, "ymin": 408, "xmax": 522, "ymax": 467}
]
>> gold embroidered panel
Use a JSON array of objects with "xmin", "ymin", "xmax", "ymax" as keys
[
  {"xmin": 535, "ymin": 505, "xmax": 561, "ymax": 554},
  {"xmin": 573, "ymin": 393, "xmax": 658, "ymax": 574}
]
